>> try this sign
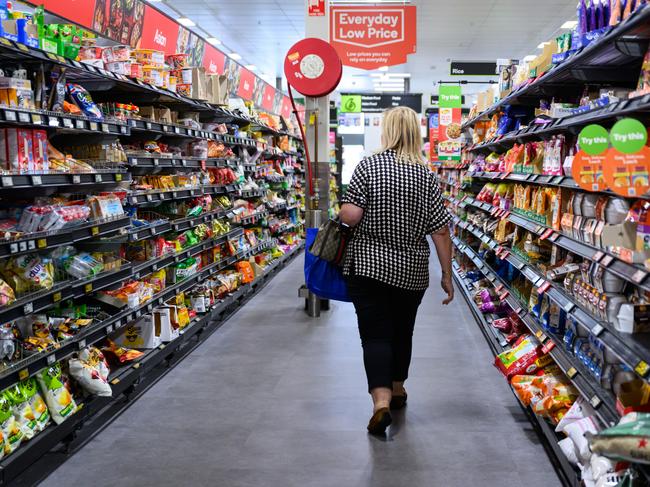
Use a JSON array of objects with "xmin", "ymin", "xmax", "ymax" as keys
[{"xmin": 330, "ymin": 6, "xmax": 417, "ymax": 70}]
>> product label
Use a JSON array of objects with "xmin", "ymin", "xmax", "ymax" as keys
[
  {"xmin": 578, "ymin": 124, "xmax": 609, "ymax": 155},
  {"xmin": 571, "ymin": 150, "xmax": 608, "ymax": 192},
  {"xmin": 603, "ymin": 146, "xmax": 650, "ymax": 197},
  {"xmin": 610, "ymin": 118, "xmax": 648, "ymax": 154}
]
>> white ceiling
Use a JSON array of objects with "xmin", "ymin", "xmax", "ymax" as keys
[{"xmin": 163, "ymin": 0, "xmax": 578, "ymax": 104}]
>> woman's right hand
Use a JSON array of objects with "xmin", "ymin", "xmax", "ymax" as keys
[{"xmin": 441, "ymin": 273, "xmax": 454, "ymax": 305}]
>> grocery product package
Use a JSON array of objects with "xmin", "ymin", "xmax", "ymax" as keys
[
  {"xmin": 68, "ymin": 347, "xmax": 111, "ymax": 397},
  {"xmin": 590, "ymin": 413, "xmax": 650, "ymax": 464},
  {"xmin": 35, "ymin": 363, "xmax": 77, "ymax": 425},
  {"xmin": 0, "ymin": 393, "xmax": 22, "ymax": 456},
  {"xmin": 5, "ymin": 378, "xmax": 50, "ymax": 439},
  {"xmin": 494, "ymin": 335, "xmax": 548, "ymax": 380}
]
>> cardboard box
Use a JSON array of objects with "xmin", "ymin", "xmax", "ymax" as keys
[
  {"xmin": 616, "ymin": 379, "xmax": 650, "ymax": 416},
  {"xmin": 114, "ymin": 315, "xmax": 161, "ymax": 349}
]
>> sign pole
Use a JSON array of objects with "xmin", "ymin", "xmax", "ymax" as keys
[{"xmin": 301, "ymin": 0, "xmax": 331, "ymax": 318}]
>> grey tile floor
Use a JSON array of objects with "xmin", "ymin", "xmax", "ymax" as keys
[{"xmin": 40, "ymin": 256, "xmax": 562, "ymax": 487}]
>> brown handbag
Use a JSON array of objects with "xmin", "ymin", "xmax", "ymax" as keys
[{"xmin": 309, "ymin": 219, "xmax": 351, "ymax": 266}]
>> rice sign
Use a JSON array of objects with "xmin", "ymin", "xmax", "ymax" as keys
[{"xmin": 330, "ymin": 6, "xmax": 417, "ymax": 70}]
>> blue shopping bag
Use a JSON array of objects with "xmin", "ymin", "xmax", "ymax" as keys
[{"xmin": 304, "ymin": 227, "xmax": 351, "ymax": 302}]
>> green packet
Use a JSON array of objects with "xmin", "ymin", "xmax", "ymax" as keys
[{"xmin": 590, "ymin": 413, "xmax": 650, "ymax": 464}]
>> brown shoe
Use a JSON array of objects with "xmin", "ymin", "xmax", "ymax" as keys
[
  {"xmin": 367, "ymin": 408, "xmax": 392, "ymax": 435},
  {"xmin": 390, "ymin": 393, "xmax": 407, "ymax": 410}
]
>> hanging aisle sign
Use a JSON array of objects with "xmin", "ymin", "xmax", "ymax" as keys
[
  {"xmin": 329, "ymin": 6, "xmax": 417, "ymax": 70},
  {"xmin": 437, "ymin": 85, "xmax": 462, "ymax": 161}
]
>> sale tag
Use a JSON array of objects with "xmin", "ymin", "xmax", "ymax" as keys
[
  {"xmin": 541, "ymin": 340, "xmax": 555, "ymax": 354},
  {"xmin": 635, "ymin": 361, "xmax": 650, "ymax": 377},
  {"xmin": 538, "ymin": 280, "xmax": 551, "ymax": 293},
  {"xmin": 567, "ymin": 367, "xmax": 577, "ymax": 378},
  {"xmin": 498, "ymin": 290, "xmax": 510, "ymax": 301},
  {"xmin": 540, "ymin": 229, "xmax": 554, "ymax": 240}
]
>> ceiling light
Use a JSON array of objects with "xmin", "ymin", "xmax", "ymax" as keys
[
  {"xmin": 228, "ymin": 52, "xmax": 242, "ymax": 60},
  {"xmin": 206, "ymin": 37, "xmax": 221, "ymax": 46},
  {"xmin": 177, "ymin": 18, "xmax": 196, "ymax": 27},
  {"xmin": 561, "ymin": 20, "xmax": 578, "ymax": 29},
  {"xmin": 374, "ymin": 87, "xmax": 404, "ymax": 92},
  {"xmin": 537, "ymin": 42, "xmax": 549, "ymax": 49},
  {"xmin": 245, "ymin": 65, "xmax": 257, "ymax": 71},
  {"xmin": 378, "ymin": 66, "xmax": 389, "ymax": 72}
]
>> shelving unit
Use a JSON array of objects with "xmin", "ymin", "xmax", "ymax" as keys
[
  {"xmin": 0, "ymin": 12, "xmax": 306, "ymax": 482},
  {"xmin": 442, "ymin": 4, "xmax": 650, "ymax": 485}
]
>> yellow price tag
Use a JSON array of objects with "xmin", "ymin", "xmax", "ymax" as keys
[
  {"xmin": 115, "ymin": 173, "xmax": 122, "ymax": 182},
  {"xmin": 91, "ymin": 226, "xmax": 99, "ymax": 236},
  {"xmin": 636, "ymin": 361, "xmax": 649, "ymax": 377},
  {"xmin": 567, "ymin": 367, "xmax": 577, "ymax": 378},
  {"xmin": 37, "ymin": 238, "xmax": 47, "ymax": 248},
  {"xmin": 111, "ymin": 378, "xmax": 120, "ymax": 385},
  {"xmin": 535, "ymin": 330, "xmax": 543, "ymax": 338},
  {"xmin": 133, "ymin": 362, "xmax": 141, "ymax": 369},
  {"xmin": 56, "ymin": 55, "xmax": 66, "ymax": 63},
  {"xmin": 309, "ymin": 113, "xmax": 316, "ymax": 125},
  {"xmin": 0, "ymin": 38, "xmax": 11, "ymax": 46},
  {"xmin": 18, "ymin": 368, "xmax": 28, "ymax": 380},
  {"xmin": 84, "ymin": 283, "xmax": 93, "ymax": 294},
  {"xmin": 53, "ymin": 292, "xmax": 62, "ymax": 302},
  {"xmin": 46, "ymin": 52, "xmax": 57, "ymax": 60},
  {"xmin": 16, "ymin": 43, "xmax": 28, "ymax": 52}
]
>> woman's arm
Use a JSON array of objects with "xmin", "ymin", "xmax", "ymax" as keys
[
  {"xmin": 431, "ymin": 225, "xmax": 454, "ymax": 305},
  {"xmin": 339, "ymin": 203, "xmax": 364, "ymax": 228}
]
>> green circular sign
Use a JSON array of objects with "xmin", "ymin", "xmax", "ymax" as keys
[
  {"xmin": 578, "ymin": 124, "xmax": 609, "ymax": 155},
  {"xmin": 610, "ymin": 118, "xmax": 648, "ymax": 154}
]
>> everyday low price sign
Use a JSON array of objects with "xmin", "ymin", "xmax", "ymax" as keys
[{"xmin": 330, "ymin": 6, "xmax": 416, "ymax": 70}]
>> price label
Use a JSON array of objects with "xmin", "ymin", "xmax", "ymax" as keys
[
  {"xmin": 106, "ymin": 324, "xmax": 114, "ymax": 334},
  {"xmin": 632, "ymin": 269, "xmax": 649, "ymax": 284},
  {"xmin": 115, "ymin": 173, "xmax": 123, "ymax": 182},
  {"xmin": 635, "ymin": 360, "xmax": 650, "ymax": 377},
  {"xmin": 72, "ymin": 175, "xmax": 81, "ymax": 184},
  {"xmin": 28, "ymin": 240, "xmax": 35, "ymax": 250},
  {"xmin": 174, "ymin": 126, "xmax": 180, "ymax": 134},
  {"xmin": 78, "ymin": 339, "xmax": 87, "ymax": 350},
  {"xmin": 91, "ymin": 226, "xmax": 99, "ymax": 236},
  {"xmin": 47, "ymin": 354, "xmax": 56, "ymax": 365},
  {"xmin": 23, "ymin": 302, "xmax": 33, "ymax": 314},
  {"xmin": 535, "ymin": 330, "xmax": 546, "ymax": 340},
  {"xmin": 153, "ymin": 159, "xmax": 159, "ymax": 166},
  {"xmin": 18, "ymin": 369, "xmax": 29, "ymax": 381},
  {"xmin": 600, "ymin": 255, "xmax": 614, "ymax": 267},
  {"xmin": 538, "ymin": 280, "xmax": 551, "ymax": 293},
  {"xmin": 18, "ymin": 112, "xmax": 29, "ymax": 124},
  {"xmin": 31, "ymin": 175, "xmax": 42, "ymax": 186},
  {"xmin": 120, "ymin": 125, "xmax": 128, "ymax": 135},
  {"xmin": 548, "ymin": 232, "xmax": 560, "ymax": 242},
  {"xmin": 76, "ymin": 119, "xmax": 85, "ymax": 129},
  {"xmin": 48, "ymin": 115, "xmax": 60, "ymax": 127},
  {"xmin": 563, "ymin": 302, "xmax": 575, "ymax": 313},
  {"xmin": 591, "ymin": 324, "xmax": 604, "ymax": 336},
  {"xmin": 541, "ymin": 341, "xmax": 555, "ymax": 354},
  {"xmin": 89, "ymin": 122, "xmax": 98, "ymax": 131},
  {"xmin": 163, "ymin": 125, "xmax": 170, "ymax": 132},
  {"xmin": 16, "ymin": 43, "xmax": 28, "ymax": 52},
  {"xmin": 1, "ymin": 176, "xmax": 12, "ymax": 187},
  {"xmin": 498, "ymin": 290, "xmax": 510, "ymax": 301},
  {"xmin": 4, "ymin": 110, "xmax": 15, "ymax": 121},
  {"xmin": 146, "ymin": 122, "xmax": 153, "ymax": 130},
  {"xmin": 95, "ymin": 174, "xmax": 103, "ymax": 183},
  {"xmin": 146, "ymin": 194, "xmax": 153, "ymax": 202},
  {"xmin": 31, "ymin": 113, "xmax": 42, "ymax": 125},
  {"xmin": 84, "ymin": 283, "xmax": 93, "ymax": 294},
  {"xmin": 37, "ymin": 238, "xmax": 47, "ymax": 249},
  {"xmin": 53, "ymin": 291, "xmax": 61, "ymax": 302},
  {"xmin": 101, "ymin": 123, "xmax": 110, "ymax": 133},
  {"xmin": 566, "ymin": 367, "xmax": 577, "ymax": 378},
  {"xmin": 590, "ymin": 395, "xmax": 602, "ymax": 408}
]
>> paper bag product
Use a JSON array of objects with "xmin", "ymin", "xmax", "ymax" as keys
[
  {"xmin": 154, "ymin": 307, "xmax": 178, "ymax": 342},
  {"xmin": 6, "ymin": 128, "xmax": 34, "ymax": 173},
  {"xmin": 191, "ymin": 68, "xmax": 208, "ymax": 101},
  {"xmin": 114, "ymin": 315, "xmax": 161, "ymax": 349},
  {"xmin": 32, "ymin": 130, "xmax": 48, "ymax": 172},
  {"xmin": 35, "ymin": 363, "xmax": 77, "ymax": 425}
]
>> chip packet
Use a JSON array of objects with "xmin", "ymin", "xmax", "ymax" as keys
[{"xmin": 35, "ymin": 363, "xmax": 77, "ymax": 425}]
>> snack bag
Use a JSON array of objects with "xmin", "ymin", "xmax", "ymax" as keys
[
  {"xmin": 0, "ymin": 393, "xmax": 22, "ymax": 455},
  {"xmin": 35, "ymin": 363, "xmax": 77, "ymax": 425},
  {"xmin": 494, "ymin": 335, "xmax": 545, "ymax": 380},
  {"xmin": 9, "ymin": 254, "xmax": 54, "ymax": 290},
  {"xmin": 65, "ymin": 84, "xmax": 103, "ymax": 119},
  {"xmin": 235, "ymin": 261, "xmax": 255, "ymax": 284},
  {"xmin": 68, "ymin": 347, "xmax": 111, "ymax": 397},
  {"xmin": 5, "ymin": 382, "xmax": 39, "ymax": 439},
  {"xmin": 22, "ymin": 378, "xmax": 49, "ymax": 431},
  {"xmin": 590, "ymin": 414, "xmax": 650, "ymax": 464},
  {"xmin": 101, "ymin": 339, "xmax": 144, "ymax": 366}
]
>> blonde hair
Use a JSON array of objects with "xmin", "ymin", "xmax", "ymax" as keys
[{"xmin": 381, "ymin": 106, "xmax": 424, "ymax": 164}]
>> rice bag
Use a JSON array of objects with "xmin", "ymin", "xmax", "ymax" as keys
[
  {"xmin": 0, "ymin": 393, "xmax": 22, "ymax": 455},
  {"xmin": 69, "ymin": 347, "xmax": 111, "ymax": 397},
  {"xmin": 35, "ymin": 363, "xmax": 77, "ymax": 425},
  {"xmin": 590, "ymin": 413, "xmax": 650, "ymax": 464}
]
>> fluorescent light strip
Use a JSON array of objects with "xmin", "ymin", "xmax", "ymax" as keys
[
  {"xmin": 178, "ymin": 17, "xmax": 196, "ymax": 27},
  {"xmin": 228, "ymin": 52, "xmax": 242, "ymax": 60},
  {"xmin": 245, "ymin": 64, "xmax": 257, "ymax": 71},
  {"xmin": 206, "ymin": 37, "xmax": 221, "ymax": 45}
]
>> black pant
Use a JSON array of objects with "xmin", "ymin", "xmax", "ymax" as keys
[{"xmin": 346, "ymin": 276, "xmax": 425, "ymax": 392}]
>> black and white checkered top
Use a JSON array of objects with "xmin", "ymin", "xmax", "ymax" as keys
[{"xmin": 341, "ymin": 149, "xmax": 451, "ymax": 291}]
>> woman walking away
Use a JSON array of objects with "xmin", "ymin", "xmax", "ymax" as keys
[{"xmin": 339, "ymin": 106, "xmax": 453, "ymax": 435}]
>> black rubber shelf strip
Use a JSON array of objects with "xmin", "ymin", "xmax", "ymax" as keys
[
  {"xmin": 0, "ymin": 106, "xmax": 129, "ymax": 134},
  {"xmin": 126, "ymin": 156, "xmax": 237, "ymax": 169},
  {"xmin": 0, "ymin": 171, "xmax": 130, "ymax": 190},
  {"xmin": 126, "ymin": 184, "xmax": 232, "ymax": 205}
]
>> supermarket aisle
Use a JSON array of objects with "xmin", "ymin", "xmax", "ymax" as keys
[{"xmin": 40, "ymin": 255, "xmax": 561, "ymax": 487}]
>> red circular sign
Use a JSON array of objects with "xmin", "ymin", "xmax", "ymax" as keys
[{"xmin": 284, "ymin": 38, "xmax": 342, "ymax": 97}]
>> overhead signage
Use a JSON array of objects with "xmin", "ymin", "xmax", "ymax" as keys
[
  {"xmin": 340, "ymin": 94, "xmax": 422, "ymax": 113},
  {"xmin": 330, "ymin": 6, "xmax": 417, "ymax": 70},
  {"xmin": 449, "ymin": 61, "xmax": 497, "ymax": 76},
  {"xmin": 437, "ymin": 85, "xmax": 462, "ymax": 161},
  {"xmin": 30, "ymin": 0, "xmax": 302, "ymax": 117}
]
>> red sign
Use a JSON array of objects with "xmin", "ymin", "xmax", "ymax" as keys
[
  {"xmin": 32, "ymin": 0, "xmax": 96, "ymax": 29},
  {"xmin": 203, "ymin": 45, "xmax": 226, "ymax": 74},
  {"xmin": 237, "ymin": 68, "xmax": 256, "ymax": 100},
  {"xmin": 281, "ymin": 96, "xmax": 293, "ymax": 120},
  {"xmin": 308, "ymin": 0, "xmax": 325, "ymax": 16},
  {"xmin": 262, "ymin": 84, "xmax": 276, "ymax": 111},
  {"xmin": 330, "ymin": 6, "xmax": 416, "ymax": 69},
  {"xmin": 139, "ymin": 5, "xmax": 179, "ymax": 55}
]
